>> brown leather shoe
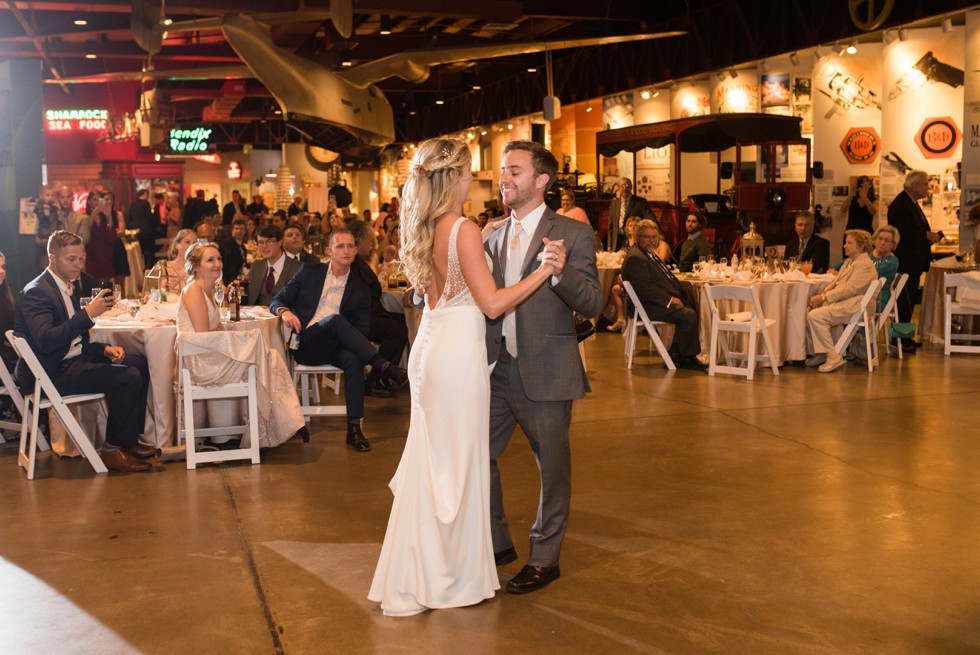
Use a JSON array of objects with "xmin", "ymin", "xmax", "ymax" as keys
[
  {"xmin": 123, "ymin": 444, "xmax": 157, "ymax": 459},
  {"xmin": 101, "ymin": 449, "xmax": 152, "ymax": 473}
]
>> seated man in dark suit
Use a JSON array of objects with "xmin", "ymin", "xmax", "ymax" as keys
[
  {"xmin": 673, "ymin": 211, "xmax": 713, "ymax": 272},
  {"xmin": 247, "ymin": 225, "xmax": 302, "ymax": 306},
  {"xmin": 350, "ymin": 221, "xmax": 409, "ymax": 396},
  {"xmin": 621, "ymin": 220, "xmax": 705, "ymax": 371},
  {"xmin": 219, "ymin": 218, "xmax": 248, "ymax": 285},
  {"xmin": 283, "ymin": 222, "xmax": 320, "ymax": 266},
  {"xmin": 14, "ymin": 231, "xmax": 153, "ymax": 472},
  {"xmin": 270, "ymin": 229, "xmax": 406, "ymax": 452},
  {"xmin": 783, "ymin": 211, "xmax": 830, "ymax": 273}
]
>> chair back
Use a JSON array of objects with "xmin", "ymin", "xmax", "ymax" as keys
[
  {"xmin": 622, "ymin": 280, "xmax": 651, "ymax": 324},
  {"xmin": 6, "ymin": 330, "xmax": 68, "ymax": 406},
  {"xmin": 0, "ymin": 332, "xmax": 25, "ymax": 413},
  {"xmin": 943, "ymin": 272, "xmax": 980, "ymax": 302}
]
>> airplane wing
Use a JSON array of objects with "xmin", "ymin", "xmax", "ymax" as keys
[
  {"xmin": 339, "ymin": 31, "xmax": 687, "ymax": 87},
  {"xmin": 45, "ymin": 65, "xmax": 253, "ymax": 84}
]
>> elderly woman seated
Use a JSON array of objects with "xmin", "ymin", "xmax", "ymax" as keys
[{"xmin": 805, "ymin": 229, "xmax": 878, "ymax": 373}]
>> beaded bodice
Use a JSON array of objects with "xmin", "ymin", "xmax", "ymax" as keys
[{"xmin": 434, "ymin": 217, "xmax": 476, "ymax": 310}]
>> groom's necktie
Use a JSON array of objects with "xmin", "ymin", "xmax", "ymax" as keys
[{"xmin": 503, "ymin": 222, "xmax": 524, "ymax": 358}]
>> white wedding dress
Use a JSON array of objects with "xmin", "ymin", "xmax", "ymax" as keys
[
  {"xmin": 176, "ymin": 286, "xmax": 305, "ymax": 449},
  {"xmin": 369, "ymin": 217, "xmax": 498, "ymax": 616}
]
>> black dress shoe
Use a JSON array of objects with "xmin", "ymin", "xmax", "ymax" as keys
[
  {"xmin": 494, "ymin": 547, "xmax": 517, "ymax": 566},
  {"xmin": 676, "ymin": 356, "xmax": 707, "ymax": 372},
  {"xmin": 506, "ymin": 564, "xmax": 560, "ymax": 594},
  {"xmin": 293, "ymin": 426, "xmax": 310, "ymax": 443},
  {"xmin": 366, "ymin": 378, "xmax": 394, "ymax": 398},
  {"xmin": 346, "ymin": 424, "xmax": 372, "ymax": 452},
  {"xmin": 381, "ymin": 364, "xmax": 408, "ymax": 390}
]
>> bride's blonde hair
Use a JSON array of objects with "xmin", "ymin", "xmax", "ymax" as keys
[{"xmin": 400, "ymin": 138, "xmax": 471, "ymax": 290}]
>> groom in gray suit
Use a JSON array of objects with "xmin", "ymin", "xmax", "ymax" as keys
[{"xmin": 485, "ymin": 141, "xmax": 602, "ymax": 594}]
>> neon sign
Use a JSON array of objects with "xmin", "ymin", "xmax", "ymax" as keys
[
  {"xmin": 45, "ymin": 108, "xmax": 108, "ymax": 132},
  {"xmin": 168, "ymin": 127, "xmax": 213, "ymax": 153}
]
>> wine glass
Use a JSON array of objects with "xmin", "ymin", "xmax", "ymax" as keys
[
  {"xmin": 113, "ymin": 284, "xmax": 123, "ymax": 301},
  {"xmin": 801, "ymin": 260, "xmax": 813, "ymax": 276},
  {"xmin": 213, "ymin": 282, "xmax": 225, "ymax": 306}
]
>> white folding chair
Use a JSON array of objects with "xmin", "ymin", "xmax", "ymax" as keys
[
  {"xmin": 877, "ymin": 273, "xmax": 909, "ymax": 359},
  {"xmin": 282, "ymin": 327, "xmax": 345, "ymax": 422},
  {"xmin": 177, "ymin": 338, "xmax": 260, "ymax": 470},
  {"xmin": 943, "ymin": 272, "xmax": 980, "ymax": 356},
  {"xmin": 0, "ymin": 356, "xmax": 28, "ymax": 440},
  {"xmin": 6, "ymin": 330, "xmax": 107, "ymax": 479},
  {"xmin": 833, "ymin": 278, "xmax": 885, "ymax": 372},
  {"xmin": 703, "ymin": 284, "xmax": 779, "ymax": 381},
  {"xmin": 621, "ymin": 280, "xmax": 676, "ymax": 371}
]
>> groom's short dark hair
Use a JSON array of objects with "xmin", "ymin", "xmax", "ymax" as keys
[{"xmin": 503, "ymin": 140, "xmax": 558, "ymax": 192}]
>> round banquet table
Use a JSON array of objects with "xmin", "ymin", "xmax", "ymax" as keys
[
  {"xmin": 681, "ymin": 275, "xmax": 831, "ymax": 366},
  {"xmin": 918, "ymin": 258, "xmax": 980, "ymax": 344},
  {"xmin": 49, "ymin": 310, "xmax": 284, "ymax": 456}
]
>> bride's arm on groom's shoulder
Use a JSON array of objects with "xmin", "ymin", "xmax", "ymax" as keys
[
  {"xmin": 548, "ymin": 222, "xmax": 603, "ymax": 318},
  {"xmin": 481, "ymin": 217, "xmax": 507, "ymax": 242},
  {"xmin": 456, "ymin": 219, "xmax": 555, "ymax": 319}
]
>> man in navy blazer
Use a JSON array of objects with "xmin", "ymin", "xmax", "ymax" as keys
[
  {"xmin": 783, "ymin": 211, "xmax": 831, "ymax": 273},
  {"xmin": 621, "ymin": 220, "xmax": 705, "ymax": 370},
  {"xmin": 269, "ymin": 229, "xmax": 405, "ymax": 452},
  {"xmin": 14, "ymin": 231, "xmax": 153, "ymax": 473}
]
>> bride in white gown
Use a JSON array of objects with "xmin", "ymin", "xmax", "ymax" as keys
[
  {"xmin": 369, "ymin": 139, "xmax": 561, "ymax": 616},
  {"xmin": 176, "ymin": 242, "xmax": 306, "ymax": 448}
]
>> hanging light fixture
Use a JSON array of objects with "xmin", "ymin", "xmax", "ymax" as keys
[
  {"xmin": 379, "ymin": 15, "xmax": 392, "ymax": 35},
  {"xmin": 846, "ymin": 38, "xmax": 858, "ymax": 55}
]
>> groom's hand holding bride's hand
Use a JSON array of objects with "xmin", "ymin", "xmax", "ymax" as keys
[{"xmin": 540, "ymin": 238, "xmax": 566, "ymax": 277}]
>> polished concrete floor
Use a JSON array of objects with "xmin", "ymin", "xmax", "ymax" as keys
[{"xmin": 2, "ymin": 333, "xmax": 980, "ymax": 654}]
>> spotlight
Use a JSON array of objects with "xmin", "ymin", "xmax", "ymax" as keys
[
  {"xmin": 790, "ymin": 52, "xmax": 800, "ymax": 66},
  {"xmin": 74, "ymin": 19, "xmax": 87, "ymax": 26},
  {"xmin": 760, "ymin": 59, "xmax": 770, "ymax": 73},
  {"xmin": 640, "ymin": 90, "xmax": 651, "ymax": 100},
  {"xmin": 163, "ymin": 17, "xmax": 173, "ymax": 26},
  {"xmin": 813, "ymin": 45, "xmax": 823, "ymax": 58},
  {"xmin": 716, "ymin": 70, "xmax": 726, "ymax": 81},
  {"xmin": 899, "ymin": 27, "xmax": 908, "ymax": 41},
  {"xmin": 729, "ymin": 68, "xmax": 738, "ymax": 79},
  {"xmin": 480, "ymin": 130, "xmax": 487, "ymax": 136},
  {"xmin": 435, "ymin": 99, "xmax": 445, "ymax": 105},
  {"xmin": 507, "ymin": 123, "xmax": 514, "ymax": 129},
  {"xmin": 340, "ymin": 50, "xmax": 353, "ymax": 67},
  {"xmin": 472, "ymin": 84, "xmax": 481, "ymax": 90},
  {"xmin": 379, "ymin": 15, "xmax": 392, "ymax": 35},
  {"xmin": 846, "ymin": 38, "xmax": 857, "ymax": 55},
  {"xmin": 883, "ymin": 30, "xmax": 897, "ymax": 45},
  {"xmin": 527, "ymin": 67, "xmax": 538, "ymax": 73},
  {"xmin": 585, "ymin": 101, "xmax": 592, "ymax": 112},
  {"xmin": 942, "ymin": 16, "xmax": 952, "ymax": 33},
  {"xmin": 85, "ymin": 53, "xmax": 97, "ymax": 59},
  {"xmin": 652, "ymin": 90, "xmax": 660, "ymax": 98}
]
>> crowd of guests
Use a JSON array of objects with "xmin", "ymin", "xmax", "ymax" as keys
[
  {"xmin": 5, "ymin": 168, "xmax": 967, "ymax": 473},
  {"xmin": 9, "ymin": 185, "xmax": 415, "ymax": 473}
]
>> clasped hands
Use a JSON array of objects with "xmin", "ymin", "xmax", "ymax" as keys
[{"xmin": 537, "ymin": 238, "xmax": 566, "ymax": 276}]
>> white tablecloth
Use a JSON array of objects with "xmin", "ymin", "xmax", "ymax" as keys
[
  {"xmin": 50, "ymin": 312, "xmax": 284, "ymax": 455},
  {"xmin": 683, "ymin": 277, "xmax": 830, "ymax": 365}
]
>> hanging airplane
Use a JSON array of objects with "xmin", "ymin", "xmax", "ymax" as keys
[{"xmin": 50, "ymin": 6, "xmax": 684, "ymax": 162}]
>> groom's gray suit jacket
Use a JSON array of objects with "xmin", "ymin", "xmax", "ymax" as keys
[{"xmin": 484, "ymin": 207, "xmax": 602, "ymax": 400}]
